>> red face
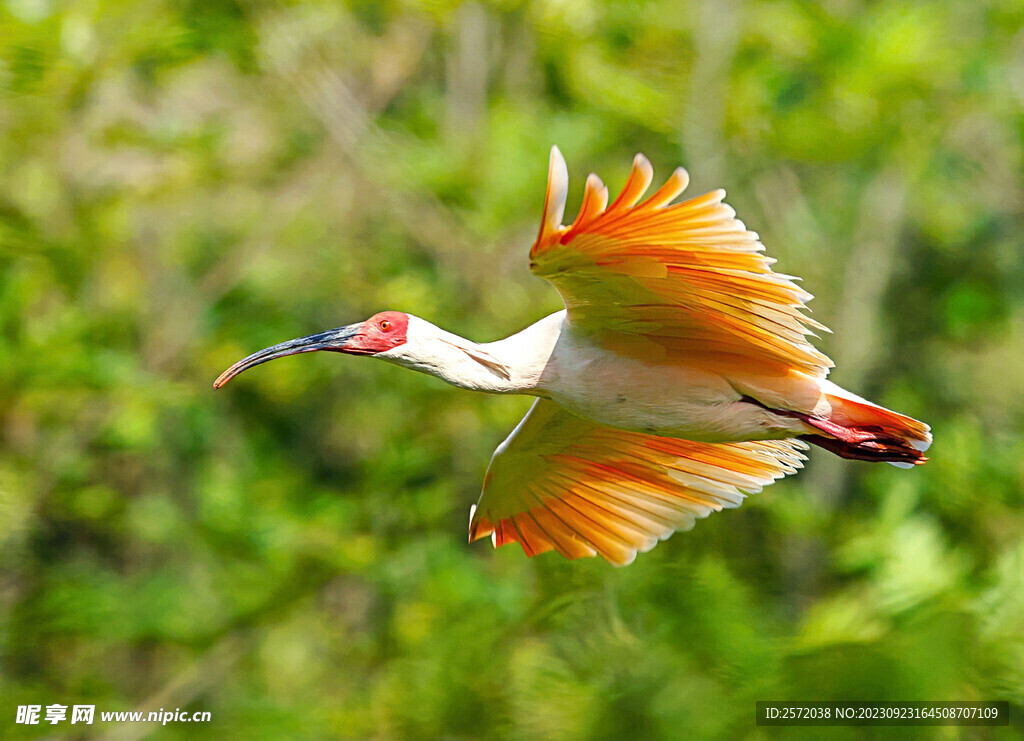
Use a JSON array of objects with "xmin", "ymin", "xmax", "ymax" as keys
[{"xmin": 341, "ymin": 311, "xmax": 410, "ymax": 355}]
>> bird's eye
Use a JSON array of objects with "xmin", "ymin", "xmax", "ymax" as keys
[{"xmin": 380, "ymin": 320, "xmax": 391, "ymax": 331}]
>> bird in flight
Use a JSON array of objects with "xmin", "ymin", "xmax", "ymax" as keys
[{"xmin": 215, "ymin": 147, "xmax": 930, "ymax": 565}]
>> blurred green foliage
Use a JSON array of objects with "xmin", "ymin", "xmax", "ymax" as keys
[{"xmin": 1, "ymin": 0, "xmax": 1023, "ymax": 738}]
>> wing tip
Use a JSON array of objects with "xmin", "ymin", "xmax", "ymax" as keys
[
  {"xmin": 633, "ymin": 152, "xmax": 654, "ymax": 178},
  {"xmin": 535, "ymin": 145, "xmax": 569, "ymax": 248},
  {"xmin": 641, "ymin": 166, "xmax": 691, "ymax": 209},
  {"xmin": 673, "ymin": 165, "xmax": 690, "ymax": 188},
  {"xmin": 468, "ymin": 503, "xmax": 495, "ymax": 543}
]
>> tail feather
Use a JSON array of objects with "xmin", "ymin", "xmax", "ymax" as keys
[{"xmin": 798, "ymin": 381, "xmax": 931, "ymax": 466}]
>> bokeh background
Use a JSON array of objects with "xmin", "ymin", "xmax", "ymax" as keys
[{"xmin": 2, "ymin": 0, "xmax": 1023, "ymax": 738}]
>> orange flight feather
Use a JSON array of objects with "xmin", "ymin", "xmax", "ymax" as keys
[
  {"xmin": 530, "ymin": 147, "xmax": 833, "ymax": 376},
  {"xmin": 470, "ymin": 399, "xmax": 806, "ymax": 566}
]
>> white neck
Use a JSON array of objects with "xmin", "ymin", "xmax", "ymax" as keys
[{"xmin": 375, "ymin": 312, "xmax": 564, "ymax": 394}]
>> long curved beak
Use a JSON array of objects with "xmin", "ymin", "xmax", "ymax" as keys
[{"xmin": 213, "ymin": 323, "xmax": 362, "ymax": 389}]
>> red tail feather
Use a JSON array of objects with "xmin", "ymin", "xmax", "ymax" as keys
[{"xmin": 797, "ymin": 382, "xmax": 931, "ymax": 466}]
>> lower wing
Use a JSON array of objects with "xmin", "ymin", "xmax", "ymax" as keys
[{"xmin": 469, "ymin": 398, "xmax": 807, "ymax": 565}]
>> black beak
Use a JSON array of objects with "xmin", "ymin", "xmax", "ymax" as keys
[{"xmin": 213, "ymin": 323, "xmax": 362, "ymax": 389}]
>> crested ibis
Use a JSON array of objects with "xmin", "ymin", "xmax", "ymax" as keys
[{"xmin": 214, "ymin": 147, "xmax": 930, "ymax": 565}]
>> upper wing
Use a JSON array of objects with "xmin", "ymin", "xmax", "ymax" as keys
[
  {"xmin": 530, "ymin": 147, "xmax": 833, "ymax": 376},
  {"xmin": 469, "ymin": 399, "xmax": 807, "ymax": 565}
]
